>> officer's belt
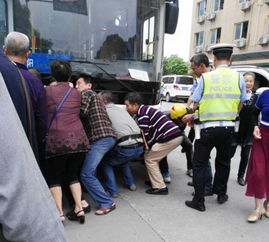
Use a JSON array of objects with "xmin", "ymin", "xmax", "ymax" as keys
[
  {"xmin": 116, "ymin": 134, "xmax": 142, "ymax": 145},
  {"xmin": 200, "ymin": 121, "xmax": 235, "ymax": 129}
]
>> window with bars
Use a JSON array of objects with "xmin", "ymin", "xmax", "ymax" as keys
[{"xmin": 234, "ymin": 21, "xmax": 248, "ymax": 40}]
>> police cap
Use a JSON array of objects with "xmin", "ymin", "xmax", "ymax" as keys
[{"xmin": 211, "ymin": 43, "xmax": 235, "ymax": 55}]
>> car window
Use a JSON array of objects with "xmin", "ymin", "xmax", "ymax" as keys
[
  {"xmin": 176, "ymin": 77, "xmax": 193, "ymax": 85},
  {"xmin": 163, "ymin": 77, "xmax": 169, "ymax": 84},
  {"xmin": 169, "ymin": 77, "xmax": 174, "ymax": 83}
]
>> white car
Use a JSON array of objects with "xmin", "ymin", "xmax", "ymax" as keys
[
  {"xmin": 161, "ymin": 75, "xmax": 193, "ymax": 102},
  {"xmin": 230, "ymin": 65, "xmax": 269, "ymax": 90}
]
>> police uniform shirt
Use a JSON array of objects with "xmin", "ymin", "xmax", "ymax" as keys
[{"xmin": 192, "ymin": 64, "xmax": 247, "ymax": 128}]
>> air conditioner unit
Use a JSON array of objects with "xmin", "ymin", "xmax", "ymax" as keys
[
  {"xmin": 195, "ymin": 46, "xmax": 203, "ymax": 53},
  {"xmin": 206, "ymin": 13, "xmax": 216, "ymax": 21},
  {"xmin": 197, "ymin": 15, "xmax": 206, "ymax": 24},
  {"xmin": 258, "ymin": 35, "xmax": 269, "ymax": 45},
  {"xmin": 240, "ymin": 1, "xmax": 251, "ymax": 11},
  {"xmin": 236, "ymin": 38, "xmax": 247, "ymax": 48},
  {"xmin": 264, "ymin": 0, "xmax": 269, "ymax": 5},
  {"xmin": 205, "ymin": 45, "xmax": 212, "ymax": 52}
]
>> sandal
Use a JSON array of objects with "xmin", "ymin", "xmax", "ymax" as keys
[
  {"xmin": 67, "ymin": 210, "xmax": 85, "ymax": 224},
  {"xmin": 95, "ymin": 203, "xmax": 116, "ymax": 215}
]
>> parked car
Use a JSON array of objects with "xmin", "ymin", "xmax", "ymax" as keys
[
  {"xmin": 161, "ymin": 75, "xmax": 193, "ymax": 102},
  {"xmin": 230, "ymin": 65, "xmax": 269, "ymax": 90}
]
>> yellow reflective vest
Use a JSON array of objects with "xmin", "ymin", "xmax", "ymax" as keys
[{"xmin": 198, "ymin": 67, "xmax": 241, "ymax": 122}]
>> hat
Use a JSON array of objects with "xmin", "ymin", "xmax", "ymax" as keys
[
  {"xmin": 170, "ymin": 104, "xmax": 187, "ymax": 119},
  {"xmin": 211, "ymin": 43, "xmax": 235, "ymax": 55}
]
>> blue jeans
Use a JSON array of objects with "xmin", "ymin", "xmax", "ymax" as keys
[
  {"xmin": 102, "ymin": 144, "xmax": 144, "ymax": 195},
  {"xmin": 81, "ymin": 136, "xmax": 116, "ymax": 208}
]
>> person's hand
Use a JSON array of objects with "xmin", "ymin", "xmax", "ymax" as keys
[
  {"xmin": 182, "ymin": 114, "xmax": 195, "ymax": 124},
  {"xmin": 253, "ymin": 126, "xmax": 262, "ymax": 139}
]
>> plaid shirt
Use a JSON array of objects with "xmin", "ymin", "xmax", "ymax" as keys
[{"xmin": 80, "ymin": 89, "xmax": 116, "ymax": 142}]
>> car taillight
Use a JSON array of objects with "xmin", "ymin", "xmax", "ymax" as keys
[{"xmin": 173, "ymin": 85, "xmax": 180, "ymax": 90}]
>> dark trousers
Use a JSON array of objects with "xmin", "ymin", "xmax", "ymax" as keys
[
  {"xmin": 47, "ymin": 153, "xmax": 85, "ymax": 187},
  {"xmin": 192, "ymin": 127, "xmax": 234, "ymax": 203},
  {"xmin": 188, "ymin": 127, "xmax": 195, "ymax": 143},
  {"xmin": 159, "ymin": 156, "xmax": 169, "ymax": 174},
  {"xmin": 159, "ymin": 134, "xmax": 193, "ymax": 173},
  {"xmin": 230, "ymin": 145, "xmax": 252, "ymax": 179},
  {"xmin": 181, "ymin": 134, "xmax": 193, "ymax": 170}
]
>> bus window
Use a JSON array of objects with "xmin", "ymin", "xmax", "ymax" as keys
[
  {"xmin": 142, "ymin": 16, "xmax": 155, "ymax": 61},
  {"xmin": 0, "ymin": 0, "xmax": 7, "ymax": 47}
]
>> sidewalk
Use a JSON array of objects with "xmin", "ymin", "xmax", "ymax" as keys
[{"xmin": 65, "ymin": 146, "xmax": 269, "ymax": 242}]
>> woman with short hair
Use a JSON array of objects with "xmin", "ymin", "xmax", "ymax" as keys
[{"xmin": 45, "ymin": 60, "xmax": 89, "ymax": 223}]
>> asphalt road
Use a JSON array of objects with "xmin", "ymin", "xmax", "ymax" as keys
[{"xmin": 65, "ymin": 101, "xmax": 268, "ymax": 242}]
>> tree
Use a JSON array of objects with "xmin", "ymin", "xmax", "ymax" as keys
[{"xmin": 163, "ymin": 55, "xmax": 189, "ymax": 75}]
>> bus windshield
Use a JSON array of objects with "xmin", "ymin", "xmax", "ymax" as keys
[{"xmin": 12, "ymin": 0, "xmax": 162, "ymax": 81}]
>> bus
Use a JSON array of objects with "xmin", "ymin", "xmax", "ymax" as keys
[{"xmin": 1, "ymin": 0, "xmax": 179, "ymax": 104}]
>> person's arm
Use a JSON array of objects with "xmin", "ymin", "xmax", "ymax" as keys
[
  {"xmin": 252, "ymin": 90, "xmax": 264, "ymax": 139},
  {"xmin": 186, "ymin": 95, "xmax": 193, "ymax": 107},
  {"xmin": 191, "ymin": 76, "xmax": 203, "ymax": 103},
  {"xmin": 238, "ymin": 74, "xmax": 247, "ymax": 113},
  {"xmin": 80, "ymin": 90, "xmax": 91, "ymax": 117},
  {"xmin": 36, "ymin": 84, "xmax": 48, "ymax": 143},
  {"xmin": 252, "ymin": 107, "xmax": 261, "ymax": 139},
  {"xmin": 183, "ymin": 77, "xmax": 203, "ymax": 124}
]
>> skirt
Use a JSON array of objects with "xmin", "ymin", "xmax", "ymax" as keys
[{"xmin": 245, "ymin": 125, "xmax": 269, "ymax": 199}]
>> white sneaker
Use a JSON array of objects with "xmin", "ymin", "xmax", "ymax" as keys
[{"xmin": 164, "ymin": 176, "xmax": 172, "ymax": 183}]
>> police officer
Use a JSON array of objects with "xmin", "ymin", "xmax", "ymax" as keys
[{"xmin": 183, "ymin": 44, "xmax": 247, "ymax": 212}]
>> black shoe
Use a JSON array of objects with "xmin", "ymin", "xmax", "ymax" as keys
[
  {"xmin": 217, "ymin": 194, "xmax": 229, "ymax": 204},
  {"xmin": 185, "ymin": 200, "xmax": 206, "ymax": 212},
  {"xmin": 67, "ymin": 210, "xmax": 85, "ymax": 224},
  {"xmin": 146, "ymin": 187, "xmax": 168, "ymax": 195},
  {"xmin": 144, "ymin": 180, "xmax": 152, "ymax": 186},
  {"xmin": 187, "ymin": 181, "xmax": 194, "ymax": 187},
  {"xmin": 237, "ymin": 177, "xmax": 246, "ymax": 186}
]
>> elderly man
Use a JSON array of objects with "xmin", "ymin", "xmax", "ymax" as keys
[
  {"xmin": 4, "ymin": 31, "xmax": 47, "ymax": 161},
  {"xmin": 0, "ymin": 74, "xmax": 66, "ymax": 242},
  {"xmin": 124, "ymin": 92, "xmax": 183, "ymax": 195},
  {"xmin": 99, "ymin": 91, "xmax": 144, "ymax": 197}
]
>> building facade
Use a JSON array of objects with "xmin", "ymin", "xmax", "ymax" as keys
[{"xmin": 190, "ymin": 0, "xmax": 269, "ymax": 67}]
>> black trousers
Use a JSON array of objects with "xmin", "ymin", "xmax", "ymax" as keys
[
  {"xmin": 47, "ymin": 153, "xmax": 85, "ymax": 187},
  {"xmin": 181, "ymin": 134, "xmax": 193, "ymax": 170},
  {"xmin": 159, "ymin": 134, "xmax": 193, "ymax": 173},
  {"xmin": 230, "ymin": 145, "xmax": 252, "ymax": 179},
  {"xmin": 192, "ymin": 127, "xmax": 234, "ymax": 203}
]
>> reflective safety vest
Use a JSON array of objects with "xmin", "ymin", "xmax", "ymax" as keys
[{"xmin": 198, "ymin": 67, "xmax": 241, "ymax": 122}]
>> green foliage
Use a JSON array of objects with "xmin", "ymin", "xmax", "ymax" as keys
[{"xmin": 163, "ymin": 55, "xmax": 189, "ymax": 75}]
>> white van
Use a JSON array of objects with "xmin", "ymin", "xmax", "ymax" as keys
[{"xmin": 161, "ymin": 75, "xmax": 193, "ymax": 102}]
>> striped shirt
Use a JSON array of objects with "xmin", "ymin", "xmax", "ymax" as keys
[{"xmin": 137, "ymin": 105, "xmax": 182, "ymax": 146}]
